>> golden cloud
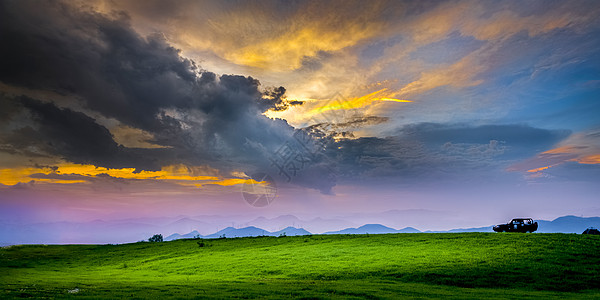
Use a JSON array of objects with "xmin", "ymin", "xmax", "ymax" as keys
[
  {"xmin": 224, "ymin": 24, "xmax": 381, "ymax": 71},
  {"xmin": 579, "ymin": 154, "xmax": 600, "ymax": 165},
  {"xmin": 0, "ymin": 163, "xmax": 257, "ymax": 187},
  {"xmin": 309, "ymin": 88, "xmax": 410, "ymax": 115},
  {"xmin": 395, "ymin": 53, "xmax": 486, "ymax": 98}
]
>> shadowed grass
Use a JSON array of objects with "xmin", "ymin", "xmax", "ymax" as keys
[{"xmin": 1, "ymin": 233, "xmax": 599, "ymax": 298}]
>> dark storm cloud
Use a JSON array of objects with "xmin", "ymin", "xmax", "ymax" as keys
[
  {"xmin": 3, "ymin": 96, "xmax": 173, "ymax": 170},
  {"xmin": 19, "ymin": 97, "xmax": 122, "ymax": 165},
  {"xmin": 0, "ymin": 1, "xmax": 196, "ymax": 131},
  {"xmin": 261, "ymin": 86, "xmax": 304, "ymax": 112},
  {"xmin": 332, "ymin": 136, "xmax": 427, "ymax": 178},
  {"xmin": 0, "ymin": 1, "xmax": 300, "ymax": 177},
  {"xmin": 401, "ymin": 123, "xmax": 570, "ymax": 151},
  {"xmin": 329, "ymin": 123, "xmax": 570, "ymax": 182},
  {"xmin": 302, "ymin": 115, "xmax": 390, "ymax": 141}
]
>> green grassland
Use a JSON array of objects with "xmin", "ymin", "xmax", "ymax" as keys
[{"xmin": 1, "ymin": 233, "xmax": 599, "ymax": 299}]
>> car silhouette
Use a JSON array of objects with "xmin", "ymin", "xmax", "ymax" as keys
[{"xmin": 493, "ymin": 218, "xmax": 538, "ymax": 233}]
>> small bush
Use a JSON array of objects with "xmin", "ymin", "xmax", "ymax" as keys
[{"xmin": 148, "ymin": 234, "xmax": 163, "ymax": 243}]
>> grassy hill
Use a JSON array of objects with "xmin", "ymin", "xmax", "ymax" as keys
[{"xmin": 1, "ymin": 233, "xmax": 599, "ymax": 299}]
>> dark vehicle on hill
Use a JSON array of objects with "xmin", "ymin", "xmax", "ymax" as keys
[
  {"xmin": 493, "ymin": 218, "xmax": 538, "ymax": 233},
  {"xmin": 582, "ymin": 227, "xmax": 600, "ymax": 235}
]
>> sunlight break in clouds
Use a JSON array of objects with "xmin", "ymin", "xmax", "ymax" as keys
[{"xmin": 309, "ymin": 89, "xmax": 411, "ymax": 114}]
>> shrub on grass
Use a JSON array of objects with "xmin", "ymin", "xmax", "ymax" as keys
[
  {"xmin": 197, "ymin": 240, "xmax": 211, "ymax": 247},
  {"xmin": 149, "ymin": 234, "xmax": 163, "ymax": 242}
]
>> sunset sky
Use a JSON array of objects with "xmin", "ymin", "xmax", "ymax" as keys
[{"xmin": 1, "ymin": 0, "xmax": 599, "ymax": 232}]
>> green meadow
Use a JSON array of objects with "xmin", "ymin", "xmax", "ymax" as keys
[{"xmin": 1, "ymin": 233, "xmax": 599, "ymax": 299}]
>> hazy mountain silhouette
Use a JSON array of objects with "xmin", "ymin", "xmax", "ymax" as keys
[
  {"xmin": 203, "ymin": 226, "xmax": 270, "ymax": 239},
  {"xmin": 324, "ymin": 224, "xmax": 420, "ymax": 234},
  {"xmin": 243, "ymin": 215, "xmax": 356, "ymax": 233},
  {"xmin": 166, "ymin": 226, "xmax": 310, "ymax": 240},
  {"xmin": 272, "ymin": 227, "xmax": 312, "ymax": 237},
  {"xmin": 535, "ymin": 216, "xmax": 600, "ymax": 233},
  {"xmin": 165, "ymin": 230, "xmax": 201, "ymax": 241},
  {"xmin": 165, "ymin": 224, "xmax": 420, "ymax": 240},
  {"xmin": 342, "ymin": 209, "xmax": 450, "ymax": 231}
]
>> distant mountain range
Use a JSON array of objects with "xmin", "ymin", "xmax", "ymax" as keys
[
  {"xmin": 240, "ymin": 215, "xmax": 357, "ymax": 233},
  {"xmin": 164, "ymin": 216, "xmax": 600, "ymax": 241},
  {"xmin": 324, "ymin": 224, "xmax": 420, "ymax": 235},
  {"xmin": 2, "ymin": 215, "xmax": 599, "ymax": 246},
  {"xmin": 166, "ymin": 226, "xmax": 311, "ymax": 241},
  {"xmin": 536, "ymin": 216, "xmax": 600, "ymax": 233}
]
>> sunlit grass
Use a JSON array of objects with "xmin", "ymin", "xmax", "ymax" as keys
[{"xmin": 1, "ymin": 233, "xmax": 599, "ymax": 298}]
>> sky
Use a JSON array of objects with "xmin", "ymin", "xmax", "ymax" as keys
[{"xmin": 1, "ymin": 0, "xmax": 600, "ymax": 234}]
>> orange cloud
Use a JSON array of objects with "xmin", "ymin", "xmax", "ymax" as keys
[
  {"xmin": 208, "ymin": 178, "xmax": 259, "ymax": 187},
  {"xmin": 540, "ymin": 145, "xmax": 600, "ymax": 165},
  {"xmin": 526, "ymin": 165, "xmax": 553, "ymax": 173},
  {"xmin": 541, "ymin": 146, "xmax": 583, "ymax": 155},
  {"xmin": 225, "ymin": 24, "xmax": 381, "ymax": 71},
  {"xmin": 511, "ymin": 132, "xmax": 600, "ymax": 174},
  {"xmin": 577, "ymin": 154, "xmax": 600, "ymax": 165},
  {"xmin": 0, "ymin": 163, "xmax": 256, "ymax": 188},
  {"xmin": 0, "ymin": 166, "xmax": 68, "ymax": 186},
  {"xmin": 395, "ymin": 46, "xmax": 488, "ymax": 98}
]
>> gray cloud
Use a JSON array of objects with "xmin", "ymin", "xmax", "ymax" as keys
[
  {"xmin": 327, "ymin": 123, "xmax": 570, "ymax": 184},
  {"xmin": 261, "ymin": 86, "xmax": 304, "ymax": 112},
  {"xmin": 0, "ymin": 1, "xmax": 300, "ymax": 177},
  {"xmin": 2, "ymin": 96, "xmax": 178, "ymax": 170},
  {"xmin": 399, "ymin": 123, "xmax": 570, "ymax": 158}
]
